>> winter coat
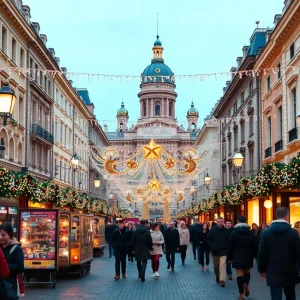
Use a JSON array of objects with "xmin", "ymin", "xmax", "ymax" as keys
[
  {"xmin": 0, "ymin": 247, "xmax": 9, "ymax": 278},
  {"xmin": 207, "ymin": 225, "xmax": 230, "ymax": 256},
  {"xmin": 198, "ymin": 229, "xmax": 210, "ymax": 250},
  {"xmin": 150, "ymin": 230, "xmax": 164, "ymax": 255},
  {"xmin": 227, "ymin": 223, "xmax": 256, "ymax": 269},
  {"xmin": 105, "ymin": 225, "xmax": 117, "ymax": 244},
  {"xmin": 111, "ymin": 227, "xmax": 129, "ymax": 252},
  {"xmin": 164, "ymin": 228, "xmax": 180, "ymax": 251},
  {"xmin": 131, "ymin": 226, "xmax": 152, "ymax": 261},
  {"xmin": 178, "ymin": 228, "xmax": 190, "ymax": 246},
  {"xmin": 190, "ymin": 223, "xmax": 202, "ymax": 244},
  {"xmin": 126, "ymin": 229, "xmax": 134, "ymax": 252},
  {"xmin": 2, "ymin": 240, "xmax": 24, "ymax": 295},
  {"xmin": 258, "ymin": 220, "xmax": 300, "ymax": 287},
  {"xmin": 251, "ymin": 229, "xmax": 261, "ymax": 255}
]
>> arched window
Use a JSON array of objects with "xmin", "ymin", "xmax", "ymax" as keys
[
  {"xmin": 155, "ymin": 104, "xmax": 161, "ymax": 116},
  {"xmin": 191, "ymin": 122, "xmax": 196, "ymax": 133},
  {"xmin": 169, "ymin": 103, "xmax": 172, "ymax": 117},
  {"xmin": 18, "ymin": 143, "xmax": 23, "ymax": 164},
  {"xmin": 120, "ymin": 122, "xmax": 123, "ymax": 132},
  {"xmin": 0, "ymin": 138, "xmax": 5, "ymax": 158},
  {"xmin": 9, "ymin": 138, "xmax": 14, "ymax": 161},
  {"xmin": 143, "ymin": 102, "xmax": 147, "ymax": 117}
]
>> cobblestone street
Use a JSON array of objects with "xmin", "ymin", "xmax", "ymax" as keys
[{"xmin": 23, "ymin": 248, "xmax": 300, "ymax": 300}]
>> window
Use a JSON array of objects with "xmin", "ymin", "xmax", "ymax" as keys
[
  {"xmin": 228, "ymin": 163, "xmax": 233, "ymax": 185},
  {"xmin": 48, "ymin": 80, "xmax": 51, "ymax": 96},
  {"xmin": 222, "ymin": 167, "xmax": 227, "ymax": 188},
  {"xmin": 169, "ymin": 103, "xmax": 172, "ymax": 117},
  {"xmin": 64, "ymin": 126, "xmax": 67, "ymax": 147},
  {"xmin": 1, "ymin": 26, "xmax": 7, "ymax": 54},
  {"xmin": 60, "ymin": 95, "xmax": 63, "ymax": 108},
  {"xmin": 228, "ymin": 135, "xmax": 232, "ymax": 157},
  {"xmin": 292, "ymin": 88, "xmax": 297, "ymax": 128},
  {"xmin": 267, "ymin": 76, "xmax": 271, "ymax": 91},
  {"xmin": 249, "ymin": 148, "xmax": 254, "ymax": 172},
  {"xmin": 65, "ymin": 99, "xmax": 67, "ymax": 112},
  {"xmin": 20, "ymin": 48, "xmax": 24, "ymax": 68},
  {"xmin": 54, "ymin": 120, "xmax": 58, "ymax": 141},
  {"xmin": 155, "ymin": 104, "xmax": 160, "ymax": 116},
  {"xmin": 234, "ymin": 127, "xmax": 238, "ymax": 150},
  {"xmin": 277, "ymin": 63, "xmax": 281, "ymax": 79},
  {"xmin": 267, "ymin": 117, "xmax": 272, "ymax": 147},
  {"xmin": 40, "ymin": 71, "xmax": 43, "ymax": 87},
  {"xmin": 222, "ymin": 139, "xmax": 226, "ymax": 160},
  {"xmin": 249, "ymin": 114, "xmax": 254, "ymax": 136},
  {"xmin": 59, "ymin": 161, "xmax": 62, "ymax": 180},
  {"xmin": 143, "ymin": 102, "xmax": 146, "ymax": 117},
  {"xmin": 241, "ymin": 91, "xmax": 245, "ymax": 104},
  {"xmin": 60, "ymin": 123, "xmax": 63, "ymax": 144},
  {"xmin": 69, "ymin": 104, "xmax": 72, "ymax": 116},
  {"xmin": 19, "ymin": 96, "xmax": 24, "ymax": 126},
  {"xmin": 249, "ymin": 81, "xmax": 253, "ymax": 94},
  {"xmin": 64, "ymin": 163, "xmax": 67, "ymax": 181},
  {"xmin": 54, "ymin": 159, "xmax": 57, "ymax": 177},
  {"xmin": 290, "ymin": 43, "xmax": 295, "ymax": 60},
  {"xmin": 69, "ymin": 131, "xmax": 72, "ymax": 150},
  {"xmin": 278, "ymin": 106, "xmax": 283, "ymax": 140},
  {"xmin": 34, "ymin": 63, "xmax": 38, "ymax": 82},
  {"xmin": 11, "ymin": 38, "xmax": 16, "ymax": 62},
  {"xmin": 55, "ymin": 89, "xmax": 59, "ymax": 102},
  {"xmin": 233, "ymin": 101, "xmax": 238, "ymax": 113},
  {"xmin": 240, "ymin": 120, "xmax": 245, "ymax": 143}
]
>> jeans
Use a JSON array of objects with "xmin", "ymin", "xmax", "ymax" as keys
[
  {"xmin": 180, "ymin": 245, "xmax": 187, "ymax": 263},
  {"xmin": 236, "ymin": 269, "xmax": 250, "ymax": 294},
  {"xmin": 192, "ymin": 243, "xmax": 200, "ymax": 260},
  {"xmin": 200, "ymin": 248, "xmax": 210, "ymax": 266},
  {"xmin": 270, "ymin": 286, "xmax": 296, "ymax": 300},
  {"xmin": 137, "ymin": 260, "xmax": 148, "ymax": 278},
  {"xmin": 114, "ymin": 249, "xmax": 126, "ymax": 276},
  {"xmin": 151, "ymin": 255, "xmax": 160, "ymax": 272},
  {"xmin": 108, "ymin": 244, "xmax": 114, "ymax": 257},
  {"xmin": 166, "ymin": 250, "xmax": 176, "ymax": 268},
  {"xmin": 226, "ymin": 260, "xmax": 232, "ymax": 276}
]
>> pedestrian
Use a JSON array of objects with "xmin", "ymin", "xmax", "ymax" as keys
[
  {"xmin": 199, "ymin": 222, "xmax": 210, "ymax": 271},
  {"xmin": 164, "ymin": 221, "xmax": 180, "ymax": 272},
  {"xmin": 150, "ymin": 223, "xmax": 164, "ymax": 278},
  {"xmin": 0, "ymin": 246, "xmax": 10, "ymax": 300},
  {"xmin": 178, "ymin": 221, "xmax": 190, "ymax": 266},
  {"xmin": 111, "ymin": 221, "xmax": 129, "ymax": 281},
  {"xmin": 131, "ymin": 219, "xmax": 152, "ymax": 282},
  {"xmin": 105, "ymin": 222, "xmax": 117, "ymax": 258},
  {"xmin": 190, "ymin": 219, "xmax": 202, "ymax": 263},
  {"xmin": 227, "ymin": 216, "xmax": 256, "ymax": 300},
  {"xmin": 251, "ymin": 222, "xmax": 260, "ymax": 269},
  {"xmin": 293, "ymin": 221, "xmax": 300, "ymax": 237},
  {"xmin": 126, "ymin": 222, "xmax": 135, "ymax": 263},
  {"xmin": 258, "ymin": 207, "xmax": 300, "ymax": 300},
  {"xmin": 225, "ymin": 219, "xmax": 234, "ymax": 280},
  {"xmin": 207, "ymin": 216, "xmax": 230, "ymax": 287},
  {"xmin": 0, "ymin": 223, "xmax": 24, "ymax": 299}
]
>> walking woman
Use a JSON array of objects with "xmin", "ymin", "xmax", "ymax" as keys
[
  {"xmin": 150, "ymin": 223, "xmax": 164, "ymax": 278},
  {"xmin": 127, "ymin": 222, "xmax": 135, "ymax": 263},
  {"xmin": 0, "ymin": 246, "xmax": 10, "ymax": 300},
  {"xmin": 199, "ymin": 222, "xmax": 210, "ymax": 271},
  {"xmin": 178, "ymin": 221, "xmax": 190, "ymax": 266},
  {"xmin": 0, "ymin": 223, "xmax": 24, "ymax": 299}
]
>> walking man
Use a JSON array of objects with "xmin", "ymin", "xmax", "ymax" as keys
[
  {"xmin": 190, "ymin": 219, "xmax": 202, "ymax": 263},
  {"xmin": 258, "ymin": 207, "xmax": 300, "ymax": 300},
  {"xmin": 208, "ymin": 216, "xmax": 230, "ymax": 287},
  {"xmin": 105, "ymin": 222, "xmax": 117, "ymax": 258},
  {"xmin": 164, "ymin": 221, "xmax": 180, "ymax": 272},
  {"xmin": 131, "ymin": 219, "xmax": 152, "ymax": 282},
  {"xmin": 111, "ymin": 221, "xmax": 129, "ymax": 280},
  {"xmin": 227, "ymin": 216, "xmax": 256, "ymax": 299},
  {"xmin": 225, "ymin": 219, "xmax": 234, "ymax": 280}
]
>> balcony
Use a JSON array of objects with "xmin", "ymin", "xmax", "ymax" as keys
[
  {"xmin": 275, "ymin": 140, "xmax": 283, "ymax": 153},
  {"xmin": 31, "ymin": 124, "xmax": 54, "ymax": 144},
  {"xmin": 288, "ymin": 127, "xmax": 298, "ymax": 143},
  {"xmin": 264, "ymin": 147, "xmax": 272, "ymax": 159}
]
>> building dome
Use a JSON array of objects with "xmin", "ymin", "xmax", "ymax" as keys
[
  {"xmin": 187, "ymin": 102, "xmax": 199, "ymax": 116},
  {"xmin": 117, "ymin": 102, "xmax": 128, "ymax": 116},
  {"xmin": 154, "ymin": 35, "xmax": 162, "ymax": 46}
]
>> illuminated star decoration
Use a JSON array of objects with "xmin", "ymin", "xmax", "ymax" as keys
[
  {"xmin": 143, "ymin": 139, "xmax": 162, "ymax": 160},
  {"xmin": 148, "ymin": 178, "xmax": 160, "ymax": 191}
]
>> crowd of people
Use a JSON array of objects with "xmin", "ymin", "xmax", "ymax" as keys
[{"xmin": 105, "ymin": 207, "xmax": 300, "ymax": 300}]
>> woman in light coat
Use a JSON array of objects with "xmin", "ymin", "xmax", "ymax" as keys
[
  {"xmin": 150, "ymin": 223, "xmax": 165, "ymax": 278},
  {"xmin": 178, "ymin": 221, "xmax": 190, "ymax": 266}
]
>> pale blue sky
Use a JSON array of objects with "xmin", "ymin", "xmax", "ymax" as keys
[{"xmin": 26, "ymin": 0, "xmax": 284, "ymax": 130}]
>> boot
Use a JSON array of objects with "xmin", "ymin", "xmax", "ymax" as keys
[
  {"xmin": 194, "ymin": 254, "xmax": 196, "ymax": 260},
  {"xmin": 244, "ymin": 284, "xmax": 250, "ymax": 297},
  {"xmin": 167, "ymin": 263, "xmax": 170, "ymax": 270}
]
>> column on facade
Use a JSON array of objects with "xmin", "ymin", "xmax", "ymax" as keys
[
  {"xmin": 146, "ymin": 98, "xmax": 149, "ymax": 117},
  {"xmin": 140, "ymin": 100, "xmax": 143, "ymax": 118},
  {"xmin": 161, "ymin": 98, "xmax": 164, "ymax": 116},
  {"xmin": 151, "ymin": 98, "xmax": 154, "ymax": 116}
]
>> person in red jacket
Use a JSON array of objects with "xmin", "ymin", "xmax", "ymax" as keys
[{"xmin": 0, "ymin": 246, "xmax": 9, "ymax": 278}]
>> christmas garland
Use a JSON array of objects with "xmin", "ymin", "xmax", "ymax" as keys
[
  {"xmin": 0, "ymin": 166, "xmax": 131, "ymax": 218},
  {"xmin": 177, "ymin": 154, "xmax": 300, "ymax": 218}
]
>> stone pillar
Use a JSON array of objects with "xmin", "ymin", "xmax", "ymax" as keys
[
  {"xmin": 161, "ymin": 98, "xmax": 164, "ymax": 116},
  {"xmin": 151, "ymin": 99, "xmax": 153, "ymax": 117},
  {"xmin": 146, "ymin": 98, "xmax": 149, "ymax": 117}
]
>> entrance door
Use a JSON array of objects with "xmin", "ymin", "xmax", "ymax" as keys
[{"xmin": 288, "ymin": 194, "xmax": 300, "ymax": 226}]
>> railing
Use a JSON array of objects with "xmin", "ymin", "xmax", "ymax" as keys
[
  {"xmin": 264, "ymin": 147, "xmax": 272, "ymax": 159},
  {"xmin": 288, "ymin": 127, "xmax": 298, "ymax": 143},
  {"xmin": 31, "ymin": 124, "xmax": 54, "ymax": 144},
  {"xmin": 274, "ymin": 140, "xmax": 283, "ymax": 153}
]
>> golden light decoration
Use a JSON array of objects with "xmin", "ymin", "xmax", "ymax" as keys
[
  {"xmin": 165, "ymin": 158, "xmax": 175, "ymax": 169},
  {"xmin": 148, "ymin": 178, "xmax": 160, "ymax": 191},
  {"xmin": 143, "ymin": 139, "xmax": 162, "ymax": 160},
  {"xmin": 127, "ymin": 159, "xmax": 138, "ymax": 170}
]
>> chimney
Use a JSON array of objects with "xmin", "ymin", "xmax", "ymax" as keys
[
  {"xmin": 48, "ymin": 48, "xmax": 55, "ymax": 57},
  {"xmin": 68, "ymin": 80, "xmax": 73, "ymax": 86},
  {"xmin": 54, "ymin": 57, "xmax": 60, "ymax": 67},
  {"xmin": 226, "ymin": 80, "xmax": 231, "ymax": 88},
  {"xmin": 223, "ymin": 87, "xmax": 227, "ymax": 95},
  {"xmin": 236, "ymin": 57, "xmax": 242, "ymax": 69},
  {"xmin": 40, "ymin": 34, "xmax": 47, "ymax": 46},
  {"xmin": 61, "ymin": 67, "xmax": 67, "ymax": 76},
  {"xmin": 242, "ymin": 46, "xmax": 249, "ymax": 60},
  {"xmin": 103, "ymin": 125, "xmax": 108, "ymax": 133},
  {"xmin": 265, "ymin": 29, "xmax": 273, "ymax": 43},
  {"xmin": 32, "ymin": 22, "xmax": 40, "ymax": 35},
  {"xmin": 21, "ymin": 5, "xmax": 31, "ymax": 23},
  {"xmin": 273, "ymin": 14, "xmax": 282, "ymax": 26},
  {"xmin": 230, "ymin": 67, "xmax": 237, "ymax": 80}
]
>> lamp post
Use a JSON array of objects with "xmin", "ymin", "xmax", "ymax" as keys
[
  {"xmin": 0, "ymin": 83, "xmax": 17, "ymax": 126},
  {"xmin": 232, "ymin": 152, "xmax": 244, "ymax": 182},
  {"xmin": 70, "ymin": 153, "xmax": 79, "ymax": 188},
  {"xmin": 204, "ymin": 172, "xmax": 211, "ymax": 194},
  {"xmin": 93, "ymin": 173, "xmax": 101, "ymax": 188},
  {"xmin": 190, "ymin": 185, "xmax": 196, "ymax": 204}
]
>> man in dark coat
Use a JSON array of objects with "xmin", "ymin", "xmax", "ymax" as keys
[
  {"xmin": 258, "ymin": 207, "xmax": 300, "ymax": 300},
  {"xmin": 207, "ymin": 216, "xmax": 230, "ymax": 287},
  {"xmin": 227, "ymin": 216, "xmax": 256, "ymax": 299},
  {"xmin": 131, "ymin": 219, "xmax": 152, "ymax": 282},
  {"xmin": 164, "ymin": 221, "xmax": 180, "ymax": 272},
  {"xmin": 105, "ymin": 222, "xmax": 117, "ymax": 258},
  {"xmin": 225, "ymin": 219, "xmax": 234, "ymax": 280},
  {"xmin": 111, "ymin": 221, "xmax": 129, "ymax": 280},
  {"xmin": 190, "ymin": 219, "xmax": 202, "ymax": 262}
]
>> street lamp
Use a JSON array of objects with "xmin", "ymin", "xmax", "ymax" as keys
[
  {"xmin": 204, "ymin": 172, "xmax": 211, "ymax": 189},
  {"xmin": 93, "ymin": 174, "xmax": 101, "ymax": 188},
  {"xmin": 70, "ymin": 153, "xmax": 80, "ymax": 170},
  {"xmin": 0, "ymin": 83, "xmax": 17, "ymax": 126},
  {"xmin": 232, "ymin": 152, "xmax": 244, "ymax": 172}
]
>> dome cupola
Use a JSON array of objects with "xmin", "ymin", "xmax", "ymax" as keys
[
  {"xmin": 117, "ymin": 101, "xmax": 128, "ymax": 116},
  {"xmin": 187, "ymin": 101, "xmax": 199, "ymax": 117}
]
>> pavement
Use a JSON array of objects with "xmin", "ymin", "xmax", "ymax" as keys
[{"xmin": 23, "ymin": 247, "xmax": 300, "ymax": 300}]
